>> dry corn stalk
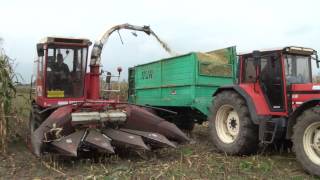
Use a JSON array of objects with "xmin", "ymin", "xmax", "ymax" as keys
[
  {"xmin": 0, "ymin": 102, "xmax": 6, "ymax": 153},
  {"xmin": 0, "ymin": 46, "xmax": 16, "ymax": 154}
]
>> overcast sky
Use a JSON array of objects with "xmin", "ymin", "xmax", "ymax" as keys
[{"xmin": 1, "ymin": 0, "xmax": 320, "ymax": 82}]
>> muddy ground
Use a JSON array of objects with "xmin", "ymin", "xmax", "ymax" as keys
[{"xmin": 0, "ymin": 124, "xmax": 319, "ymax": 180}]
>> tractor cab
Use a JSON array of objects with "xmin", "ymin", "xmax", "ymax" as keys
[
  {"xmin": 239, "ymin": 46, "xmax": 319, "ymax": 115},
  {"xmin": 34, "ymin": 37, "xmax": 92, "ymax": 107}
]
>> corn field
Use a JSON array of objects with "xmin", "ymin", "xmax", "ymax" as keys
[{"xmin": 0, "ymin": 44, "xmax": 16, "ymax": 153}]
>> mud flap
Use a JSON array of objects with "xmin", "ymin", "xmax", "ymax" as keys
[
  {"xmin": 120, "ymin": 128, "xmax": 176, "ymax": 148},
  {"xmin": 103, "ymin": 129, "xmax": 150, "ymax": 150},
  {"xmin": 84, "ymin": 129, "xmax": 115, "ymax": 153},
  {"xmin": 51, "ymin": 130, "xmax": 85, "ymax": 157}
]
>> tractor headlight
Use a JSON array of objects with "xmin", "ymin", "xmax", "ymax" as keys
[{"xmin": 285, "ymin": 46, "xmax": 315, "ymax": 55}]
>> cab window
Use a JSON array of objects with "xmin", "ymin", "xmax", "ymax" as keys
[
  {"xmin": 242, "ymin": 57, "xmax": 256, "ymax": 82},
  {"xmin": 46, "ymin": 46, "xmax": 88, "ymax": 98}
]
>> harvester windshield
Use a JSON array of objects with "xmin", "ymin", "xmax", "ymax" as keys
[
  {"xmin": 46, "ymin": 46, "xmax": 88, "ymax": 98},
  {"xmin": 285, "ymin": 55, "xmax": 312, "ymax": 84}
]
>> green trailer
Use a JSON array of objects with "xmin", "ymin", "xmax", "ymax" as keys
[{"xmin": 128, "ymin": 46, "xmax": 237, "ymax": 129}]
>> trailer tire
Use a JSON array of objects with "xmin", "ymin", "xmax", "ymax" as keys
[
  {"xmin": 293, "ymin": 107, "xmax": 320, "ymax": 176},
  {"xmin": 209, "ymin": 91, "xmax": 259, "ymax": 155}
]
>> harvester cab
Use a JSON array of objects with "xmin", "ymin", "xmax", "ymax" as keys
[
  {"xmin": 211, "ymin": 46, "xmax": 320, "ymax": 176},
  {"xmin": 29, "ymin": 24, "xmax": 189, "ymax": 158},
  {"xmin": 35, "ymin": 37, "xmax": 91, "ymax": 106}
]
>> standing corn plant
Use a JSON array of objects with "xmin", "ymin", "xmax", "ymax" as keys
[{"xmin": 0, "ymin": 42, "xmax": 16, "ymax": 153}]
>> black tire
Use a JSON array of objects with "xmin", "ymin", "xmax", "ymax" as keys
[
  {"xmin": 209, "ymin": 91, "xmax": 259, "ymax": 155},
  {"xmin": 29, "ymin": 104, "xmax": 46, "ymax": 135},
  {"xmin": 293, "ymin": 108, "xmax": 320, "ymax": 176},
  {"xmin": 29, "ymin": 110, "xmax": 36, "ymax": 134},
  {"xmin": 29, "ymin": 109, "xmax": 40, "ymax": 137}
]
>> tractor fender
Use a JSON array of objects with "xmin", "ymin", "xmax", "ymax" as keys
[
  {"xmin": 286, "ymin": 99, "xmax": 320, "ymax": 139},
  {"xmin": 213, "ymin": 86, "xmax": 262, "ymax": 124}
]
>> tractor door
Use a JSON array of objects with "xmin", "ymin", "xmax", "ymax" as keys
[{"xmin": 259, "ymin": 53, "xmax": 285, "ymax": 111}]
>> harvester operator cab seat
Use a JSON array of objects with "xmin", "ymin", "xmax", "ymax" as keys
[
  {"xmin": 55, "ymin": 53, "xmax": 70, "ymax": 79},
  {"xmin": 48, "ymin": 53, "xmax": 72, "ymax": 95}
]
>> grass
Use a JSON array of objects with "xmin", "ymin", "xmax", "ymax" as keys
[{"xmin": 0, "ymin": 87, "xmax": 319, "ymax": 179}]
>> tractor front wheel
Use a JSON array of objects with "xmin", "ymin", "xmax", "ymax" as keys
[
  {"xmin": 209, "ymin": 91, "xmax": 259, "ymax": 155},
  {"xmin": 29, "ymin": 110, "xmax": 40, "ymax": 134},
  {"xmin": 293, "ymin": 108, "xmax": 320, "ymax": 176},
  {"xmin": 29, "ymin": 104, "xmax": 46, "ymax": 136}
]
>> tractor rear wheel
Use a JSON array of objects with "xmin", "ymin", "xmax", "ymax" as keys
[
  {"xmin": 293, "ymin": 108, "xmax": 320, "ymax": 176},
  {"xmin": 209, "ymin": 91, "xmax": 259, "ymax": 155}
]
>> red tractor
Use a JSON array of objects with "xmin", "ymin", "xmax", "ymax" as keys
[
  {"xmin": 210, "ymin": 46, "xmax": 320, "ymax": 175},
  {"xmin": 29, "ymin": 24, "xmax": 188, "ymax": 157}
]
